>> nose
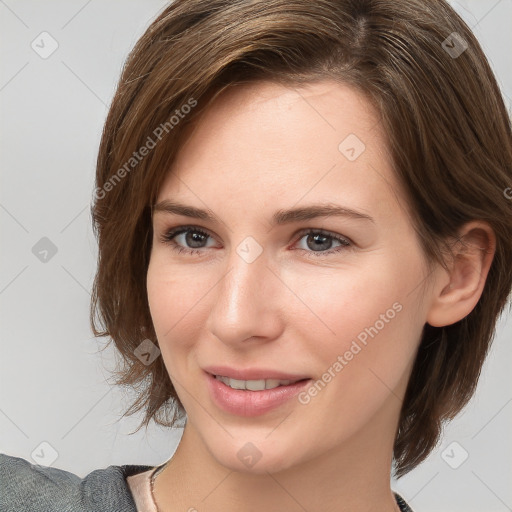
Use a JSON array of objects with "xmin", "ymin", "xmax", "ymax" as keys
[{"xmin": 206, "ymin": 243, "xmax": 285, "ymax": 347}]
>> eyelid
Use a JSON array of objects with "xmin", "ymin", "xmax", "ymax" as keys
[
  {"xmin": 292, "ymin": 227, "xmax": 353, "ymax": 246},
  {"xmin": 160, "ymin": 224, "xmax": 217, "ymax": 244}
]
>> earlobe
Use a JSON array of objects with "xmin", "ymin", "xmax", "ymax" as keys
[{"xmin": 426, "ymin": 221, "xmax": 496, "ymax": 328}]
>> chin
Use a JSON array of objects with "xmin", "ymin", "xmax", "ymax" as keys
[{"xmin": 208, "ymin": 437, "xmax": 301, "ymax": 476}]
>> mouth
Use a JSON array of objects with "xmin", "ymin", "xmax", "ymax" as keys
[
  {"xmin": 212, "ymin": 373, "xmax": 310, "ymax": 391},
  {"xmin": 204, "ymin": 370, "xmax": 313, "ymax": 417}
]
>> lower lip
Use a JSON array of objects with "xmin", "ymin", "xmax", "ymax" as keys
[{"xmin": 205, "ymin": 371, "xmax": 312, "ymax": 417}]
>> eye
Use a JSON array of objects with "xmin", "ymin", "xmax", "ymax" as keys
[
  {"xmin": 158, "ymin": 226, "xmax": 217, "ymax": 256},
  {"xmin": 158, "ymin": 225, "xmax": 353, "ymax": 258},
  {"xmin": 293, "ymin": 229, "xmax": 352, "ymax": 258}
]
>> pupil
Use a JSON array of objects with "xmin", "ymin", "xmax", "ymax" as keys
[
  {"xmin": 308, "ymin": 233, "xmax": 330, "ymax": 251},
  {"xmin": 187, "ymin": 231, "xmax": 206, "ymax": 248}
]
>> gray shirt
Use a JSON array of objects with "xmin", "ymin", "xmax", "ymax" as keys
[{"xmin": 0, "ymin": 453, "xmax": 414, "ymax": 511}]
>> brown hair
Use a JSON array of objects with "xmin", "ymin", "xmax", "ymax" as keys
[{"xmin": 90, "ymin": 0, "xmax": 512, "ymax": 477}]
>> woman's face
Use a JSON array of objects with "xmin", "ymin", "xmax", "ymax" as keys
[{"xmin": 147, "ymin": 79, "xmax": 436, "ymax": 474}]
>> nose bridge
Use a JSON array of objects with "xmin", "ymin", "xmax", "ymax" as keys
[{"xmin": 207, "ymin": 238, "xmax": 282, "ymax": 344}]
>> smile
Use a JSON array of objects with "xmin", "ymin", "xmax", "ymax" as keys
[
  {"xmin": 205, "ymin": 371, "xmax": 312, "ymax": 416},
  {"xmin": 214, "ymin": 375, "xmax": 306, "ymax": 390}
]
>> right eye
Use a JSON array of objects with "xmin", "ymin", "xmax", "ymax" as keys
[{"xmin": 159, "ymin": 225, "xmax": 218, "ymax": 256}]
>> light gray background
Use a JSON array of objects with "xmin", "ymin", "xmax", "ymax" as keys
[{"xmin": 0, "ymin": 1, "xmax": 511, "ymax": 511}]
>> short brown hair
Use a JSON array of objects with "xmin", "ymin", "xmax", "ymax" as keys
[{"xmin": 90, "ymin": 0, "xmax": 512, "ymax": 477}]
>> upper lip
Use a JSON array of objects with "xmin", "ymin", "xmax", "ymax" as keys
[{"xmin": 203, "ymin": 365, "xmax": 310, "ymax": 381}]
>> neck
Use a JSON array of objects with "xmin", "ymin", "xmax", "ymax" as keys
[{"xmin": 153, "ymin": 395, "xmax": 403, "ymax": 512}]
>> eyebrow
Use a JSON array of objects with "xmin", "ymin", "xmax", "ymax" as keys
[{"xmin": 152, "ymin": 199, "xmax": 375, "ymax": 225}]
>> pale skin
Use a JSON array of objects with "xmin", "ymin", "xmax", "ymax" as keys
[{"xmin": 146, "ymin": 80, "xmax": 495, "ymax": 512}]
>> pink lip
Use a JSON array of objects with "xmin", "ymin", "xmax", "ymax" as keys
[
  {"xmin": 204, "ymin": 371, "xmax": 312, "ymax": 417},
  {"xmin": 202, "ymin": 365, "xmax": 310, "ymax": 381}
]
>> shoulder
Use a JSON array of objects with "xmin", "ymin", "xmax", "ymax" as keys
[{"xmin": 0, "ymin": 453, "xmax": 153, "ymax": 512}]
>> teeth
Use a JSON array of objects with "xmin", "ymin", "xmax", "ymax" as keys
[{"xmin": 214, "ymin": 375, "xmax": 295, "ymax": 390}]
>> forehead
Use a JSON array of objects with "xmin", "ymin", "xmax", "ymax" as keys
[{"xmin": 157, "ymin": 80, "xmax": 407, "ymax": 224}]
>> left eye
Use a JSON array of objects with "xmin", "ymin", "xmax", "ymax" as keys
[
  {"xmin": 294, "ymin": 230, "xmax": 351, "ymax": 256},
  {"xmin": 159, "ymin": 226, "xmax": 352, "ymax": 258}
]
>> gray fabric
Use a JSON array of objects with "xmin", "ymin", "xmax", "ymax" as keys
[
  {"xmin": 0, "ymin": 453, "xmax": 150, "ymax": 511},
  {"xmin": 1, "ymin": 453, "xmax": 414, "ymax": 511}
]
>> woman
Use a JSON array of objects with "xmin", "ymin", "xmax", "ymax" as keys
[{"xmin": 1, "ymin": 0, "xmax": 511, "ymax": 511}]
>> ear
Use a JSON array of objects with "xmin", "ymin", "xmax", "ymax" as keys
[{"xmin": 426, "ymin": 221, "xmax": 496, "ymax": 328}]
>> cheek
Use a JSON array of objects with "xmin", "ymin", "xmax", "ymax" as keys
[
  {"xmin": 147, "ymin": 254, "xmax": 196, "ymax": 328},
  {"xmin": 290, "ymin": 260, "xmax": 404, "ymax": 345},
  {"xmin": 296, "ymin": 304, "xmax": 420, "ymax": 448},
  {"xmin": 147, "ymin": 258, "xmax": 173, "ymax": 333},
  {"xmin": 296, "ymin": 258, "xmax": 422, "ymax": 396},
  {"xmin": 146, "ymin": 256, "xmax": 212, "ymax": 360}
]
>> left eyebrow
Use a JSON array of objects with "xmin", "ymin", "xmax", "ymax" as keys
[{"xmin": 152, "ymin": 199, "xmax": 375, "ymax": 225}]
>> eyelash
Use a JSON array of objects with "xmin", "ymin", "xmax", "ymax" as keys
[{"xmin": 158, "ymin": 225, "xmax": 353, "ymax": 259}]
